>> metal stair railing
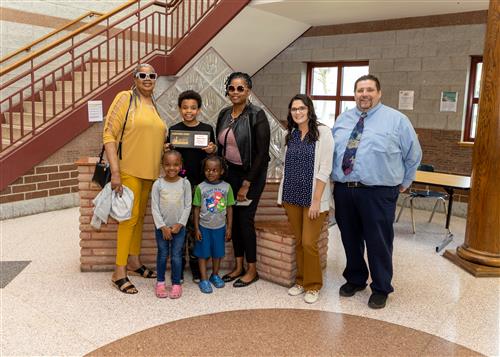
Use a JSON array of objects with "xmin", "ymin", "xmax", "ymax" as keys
[
  {"xmin": 0, "ymin": 0, "xmax": 220, "ymax": 153},
  {"xmin": 0, "ymin": 11, "xmax": 103, "ymax": 66}
]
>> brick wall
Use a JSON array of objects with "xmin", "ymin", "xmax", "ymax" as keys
[
  {"xmin": 0, "ymin": 123, "xmax": 102, "ymax": 205},
  {"xmin": 77, "ymin": 158, "xmax": 329, "ymax": 287},
  {"xmin": 0, "ymin": 163, "xmax": 79, "ymax": 204},
  {"xmin": 415, "ymin": 128, "xmax": 472, "ymax": 203}
]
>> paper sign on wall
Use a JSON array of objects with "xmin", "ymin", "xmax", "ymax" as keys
[
  {"xmin": 440, "ymin": 91, "xmax": 458, "ymax": 112},
  {"xmin": 398, "ymin": 90, "xmax": 414, "ymax": 110},
  {"xmin": 88, "ymin": 101, "xmax": 103, "ymax": 122}
]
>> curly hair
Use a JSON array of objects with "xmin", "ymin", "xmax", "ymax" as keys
[
  {"xmin": 201, "ymin": 155, "xmax": 227, "ymax": 178},
  {"xmin": 178, "ymin": 90, "xmax": 202, "ymax": 108},
  {"xmin": 285, "ymin": 94, "xmax": 320, "ymax": 145},
  {"xmin": 224, "ymin": 72, "xmax": 252, "ymax": 96}
]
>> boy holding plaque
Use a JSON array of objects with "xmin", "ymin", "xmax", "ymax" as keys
[{"xmin": 167, "ymin": 90, "xmax": 217, "ymax": 283}]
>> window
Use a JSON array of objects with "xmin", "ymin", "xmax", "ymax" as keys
[
  {"xmin": 463, "ymin": 56, "xmax": 482, "ymax": 142},
  {"xmin": 306, "ymin": 61, "xmax": 369, "ymax": 127}
]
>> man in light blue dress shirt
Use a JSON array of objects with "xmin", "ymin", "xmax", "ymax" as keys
[{"xmin": 332, "ymin": 74, "xmax": 422, "ymax": 309}]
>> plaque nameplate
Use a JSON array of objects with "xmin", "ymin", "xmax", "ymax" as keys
[{"xmin": 170, "ymin": 130, "xmax": 210, "ymax": 148}]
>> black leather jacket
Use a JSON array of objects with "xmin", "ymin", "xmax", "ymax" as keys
[{"xmin": 216, "ymin": 103, "xmax": 270, "ymax": 183}]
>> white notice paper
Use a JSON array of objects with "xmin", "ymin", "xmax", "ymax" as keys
[
  {"xmin": 440, "ymin": 91, "xmax": 458, "ymax": 112},
  {"xmin": 398, "ymin": 90, "xmax": 414, "ymax": 110},
  {"xmin": 194, "ymin": 134, "xmax": 209, "ymax": 147},
  {"xmin": 88, "ymin": 101, "xmax": 103, "ymax": 122}
]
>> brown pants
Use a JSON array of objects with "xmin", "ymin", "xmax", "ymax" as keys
[{"xmin": 283, "ymin": 203, "xmax": 327, "ymax": 291}]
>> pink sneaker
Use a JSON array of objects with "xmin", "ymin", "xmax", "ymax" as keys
[
  {"xmin": 169, "ymin": 284, "xmax": 182, "ymax": 299},
  {"xmin": 155, "ymin": 282, "xmax": 168, "ymax": 298}
]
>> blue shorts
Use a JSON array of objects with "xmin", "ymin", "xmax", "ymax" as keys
[{"xmin": 193, "ymin": 225, "xmax": 226, "ymax": 259}]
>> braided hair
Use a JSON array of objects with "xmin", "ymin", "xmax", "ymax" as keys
[{"xmin": 224, "ymin": 72, "xmax": 252, "ymax": 96}]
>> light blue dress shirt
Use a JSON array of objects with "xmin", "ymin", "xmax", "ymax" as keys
[{"xmin": 331, "ymin": 103, "xmax": 422, "ymax": 188}]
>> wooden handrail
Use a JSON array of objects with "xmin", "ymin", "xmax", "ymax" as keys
[
  {"xmin": 0, "ymin": 11, "xmax": 103, "ymax": 65},
  {"xmin": 0, "ymin": 0, "xmax": 180, "ymax": 77},
  {"xmin": 0, "ymin": 0, "xmax": 140, "ymax": 76}
]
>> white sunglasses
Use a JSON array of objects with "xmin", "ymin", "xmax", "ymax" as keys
[{"xmin": 135, "ymin": 72, "xmax": 157, "ymax": 80}]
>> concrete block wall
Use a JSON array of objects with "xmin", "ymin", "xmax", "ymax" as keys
[
  {"xmin": 252, "ymin": 23, "xmax": 485, "ymax": 190},
  {"xmin": 253, "ymin": 24, "xmax": 485, "ymax": 131}
]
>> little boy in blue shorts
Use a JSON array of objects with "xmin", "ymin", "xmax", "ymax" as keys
[{"xmin": 193, "ymin": 156, "xmax": 234, "ymax": 294}]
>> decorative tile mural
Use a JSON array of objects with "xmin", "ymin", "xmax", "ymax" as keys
[{"xmin": 156, "ymin": 48, "xmax": 285, "ymax": 179}]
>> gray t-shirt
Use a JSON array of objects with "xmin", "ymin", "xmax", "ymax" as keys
[
  {"xmin": 193, "ymin": 180, "xmax": 235, "ymax": 229},
  {"xmin": 151, "ymin": 177, "xmax": 192, "ymax": 229}
]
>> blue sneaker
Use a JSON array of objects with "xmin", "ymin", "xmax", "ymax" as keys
[
  {"xmin": 209, "ymin": 274, "xmax": 225, "ymax": 288},
  {"xmin": 199, "ymin": 280, "xmax": 213, "ymax": 294}
]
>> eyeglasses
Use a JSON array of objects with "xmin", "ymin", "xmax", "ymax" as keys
[
  {"xmin": 227, "ymin": 85, "xmax": 246, "ymax": 93},
  {"xmin": 135, "ymin": 72, "xmax": 157, "ymax": 80},
  {"xmin": 290, "ymin": 106, "xmax": 307, "ymax": 113}
]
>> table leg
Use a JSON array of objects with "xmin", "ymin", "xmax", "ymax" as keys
[{"xmin": 436, "ymin": 187, "xmax": 454, "ymax": 253}]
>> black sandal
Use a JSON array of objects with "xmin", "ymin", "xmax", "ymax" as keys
[
  {"xmin": 112, "ymin": 277, "xmax": 138, "ymax": 294},
  {"xmin": 128, "ymin": 265, "xmax": 157, "ymax": 279},
  {"xmin": 222, "ymin": 269, "xmax": 246, "ymax": 283}
]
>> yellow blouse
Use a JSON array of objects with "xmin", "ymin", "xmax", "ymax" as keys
[{"xmin": 103, "ymin": 90, "xmax": 166, "ymax": 180}]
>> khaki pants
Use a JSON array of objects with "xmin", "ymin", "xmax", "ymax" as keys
[{"xmin": 283, "ymin": 203, "xmax": 327, "ymax": 291}]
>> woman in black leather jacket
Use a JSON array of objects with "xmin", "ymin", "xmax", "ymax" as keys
[{"xmin": 216, "ymin": 72, "xmax": 270, "ymax": 287}]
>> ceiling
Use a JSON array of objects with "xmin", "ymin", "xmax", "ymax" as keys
[{"xmin": 250, "ymin": 0, "xmax": 489, "ymax": 26}]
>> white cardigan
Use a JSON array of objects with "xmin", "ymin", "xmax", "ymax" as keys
[{"xmin": 277, "ymin": 125, "xmax": 334, "ymax": 212}]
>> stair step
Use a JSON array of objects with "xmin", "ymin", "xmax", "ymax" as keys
[
  {"xmin": 2, "ymin": 123, "xmax": 32, "ymax": 140},
  {"xmin": 73, "ymin": 71, "xmax": 110, "ymax": 84},
  {"xmin": 5, "ymin": 112, "xmax": 46, "ymax": 126},
  {"xmin": 42, "ymin": 90, "xmax": 84, "ymax": 103},
  {"xmin": 87, "ymin": 63, "xmax": 118, "ymax": 75},
  {"xmin": 261, "ymin": 191, "xmax": 279, "ymax": 199},
  {"xmin": 255, "ymin": 215, "xmax": 285, "ymax": 222},
  {"xmin": 23, "ymin": 101, "xmax": 64, "ymax": 114},
  {"xmin": 40, "ymin": 91, "xmax": 76, "ymax": 105},
  {"xmin": 56, "ymin": 80, "xmax": 100, "ymax": 94},
  {"xmin": 254, "ymin": 206, "xmax": 286, "ymax": 215}
]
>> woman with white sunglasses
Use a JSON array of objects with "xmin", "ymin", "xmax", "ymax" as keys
[{"xmin": 103, "ymin": 63, "xmax": 166, "ymax": 294}]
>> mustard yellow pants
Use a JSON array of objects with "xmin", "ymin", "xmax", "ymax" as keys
[
  {"xmin": 115, "ymin": 173, "xmax": 153, "ymax": 266},
  {"xmin": 283, "ymin": 203, "xmax": 327, "ymax": 291}
]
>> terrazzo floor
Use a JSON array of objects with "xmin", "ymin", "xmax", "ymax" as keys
[{"xmin": 1, "ymin": 207, "xmax": 499, "ymax": 356}]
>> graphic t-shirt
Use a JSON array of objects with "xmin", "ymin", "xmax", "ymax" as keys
[{"xmin": 193, "ymin": 180, "xmax": 235, "ymax": 229}]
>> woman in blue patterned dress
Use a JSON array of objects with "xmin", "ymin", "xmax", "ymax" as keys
[{"xmin": 277, "ymin": 94, "xmax": 334, "ymax": 304}]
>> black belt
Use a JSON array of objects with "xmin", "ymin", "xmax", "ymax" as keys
[
  {"xmin": 344, "ymin": 181, "xmax": 370, "ymax": 188},
  {"xmin": 336, "ymin": 182, "xmax": 398, "ymax": 189}
]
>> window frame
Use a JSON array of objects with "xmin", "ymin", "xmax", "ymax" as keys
[
  {"xmin": 306, "ymin": 61, "xmax": 369, "ymax": 120},
  {"xmin": 463, "ymin": 56, "xmax": 482, "ymax": 142}
]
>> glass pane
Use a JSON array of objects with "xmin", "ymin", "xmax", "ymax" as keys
[
  {"xmin": 341, "ymin": 65, "xmax": 369, "ymax": 95},
  {"xmin": 311, "ymin": 67, "xmax": 337, "ymax": 95},
  {"xmin": 340, "ymin": 101, "xmax": 356, "ymax": 113},
  {"xmin": 471, "ymin": 104, "xmax": 478, "ymax": 139},
  {"xmin": 313, "ymin": 100, "xmax": 336, "ymax": 128},
  {"xmin": 474, "ymin": 62, "xmax": 482, "ymax": 98}
]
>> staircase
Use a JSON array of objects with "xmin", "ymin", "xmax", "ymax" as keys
[
  {"xmin": 2, "ymin": 60, "xmax": 121, "ymax": 148},
  {"xmin": 0, "ymin": 0, "xmax": 250, "ymax": 190}
]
